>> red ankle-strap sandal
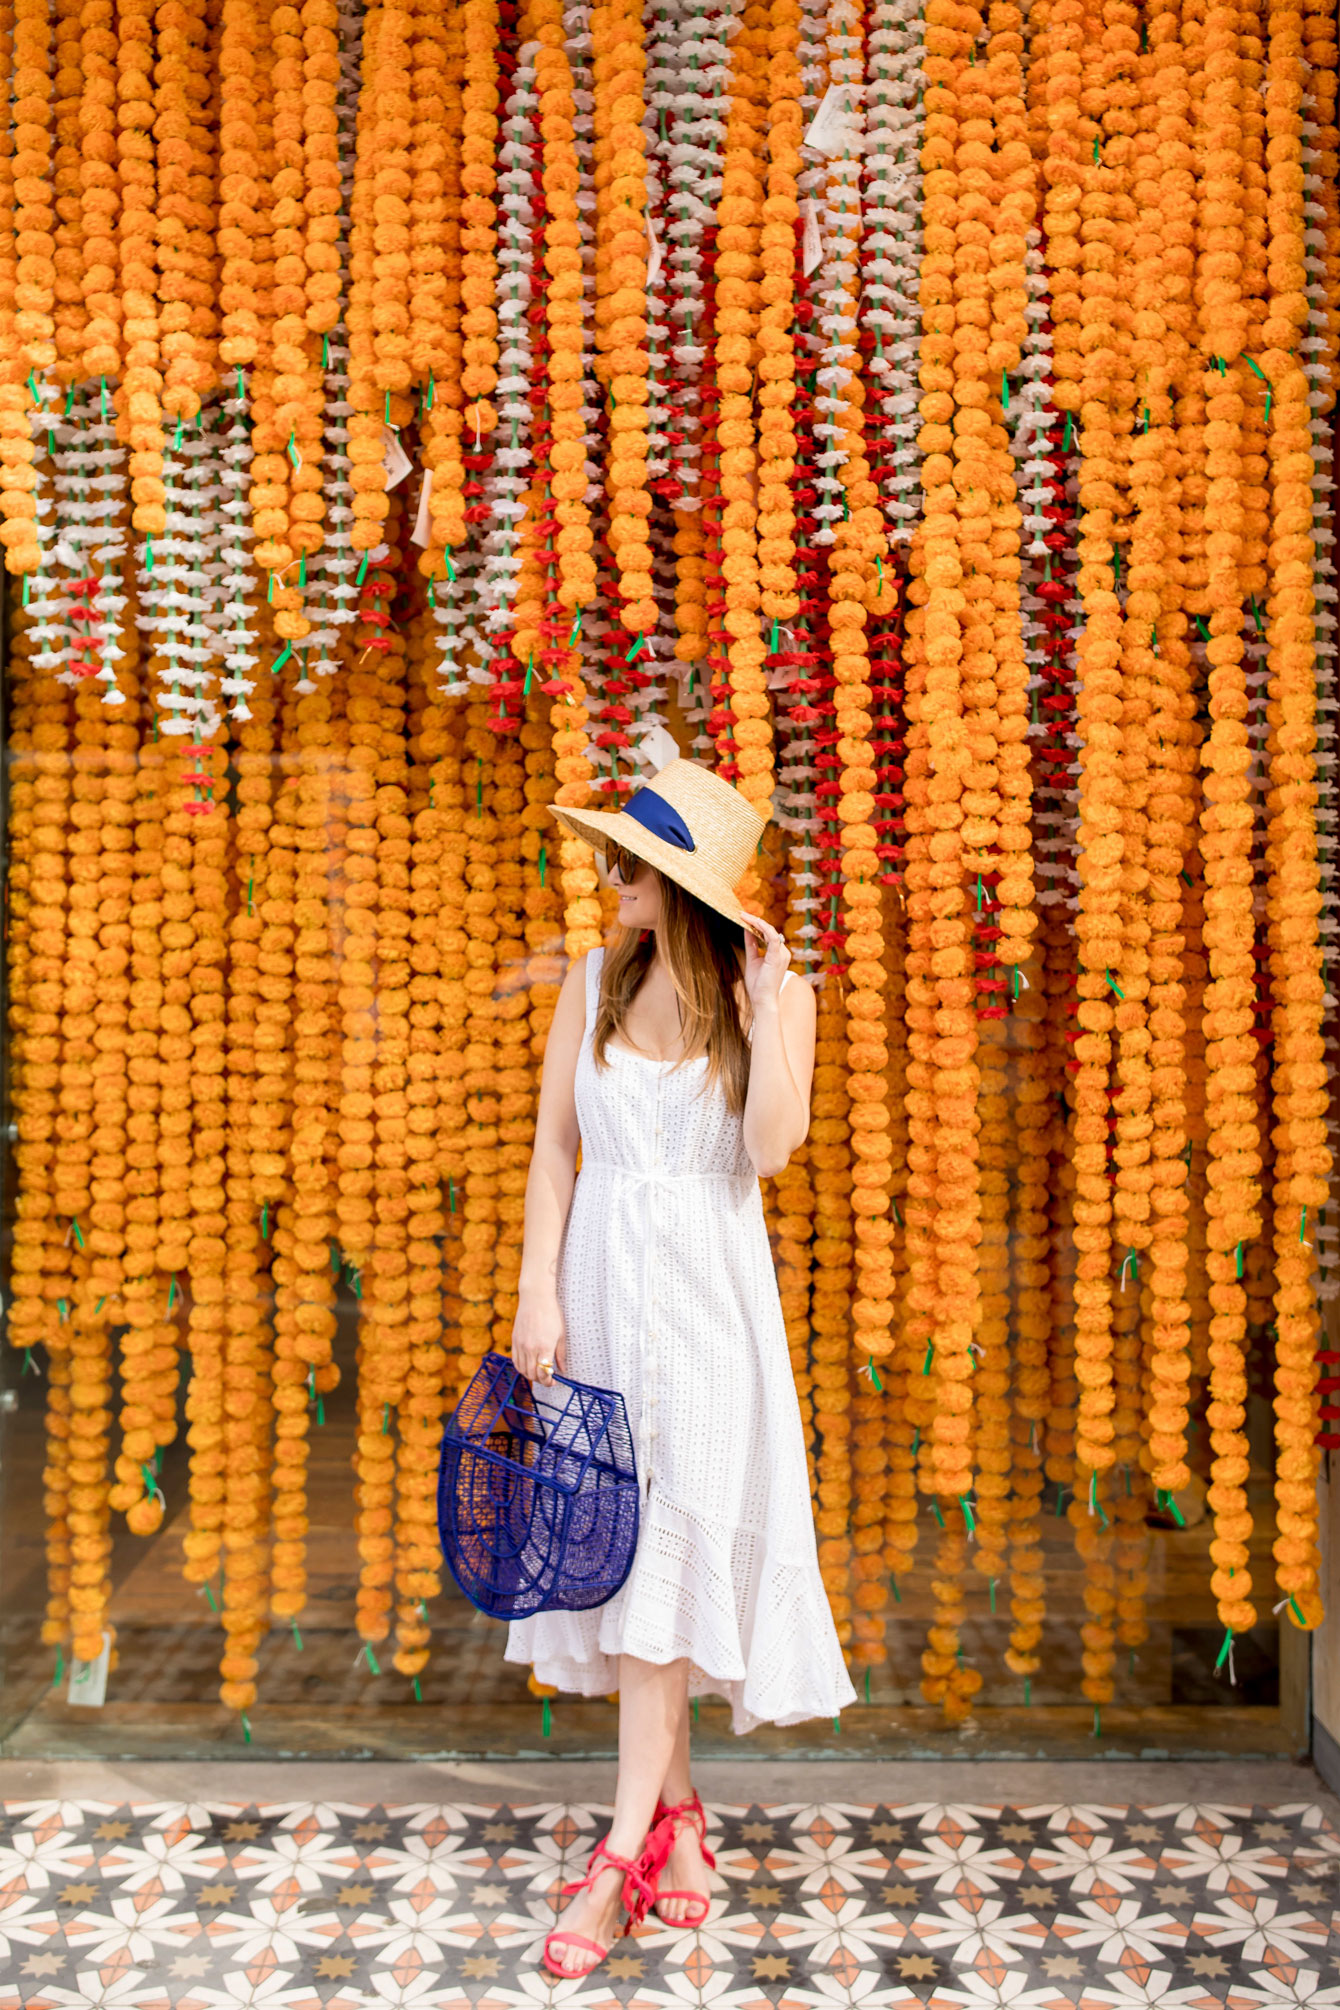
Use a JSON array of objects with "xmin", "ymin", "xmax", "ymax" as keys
[
  {"xmin": 542, "ymin": 1835, "xmax": 658, "ymax": 1980},
  {"xmin": 646, "ymin": 1791, "xmax": 716, "ymax": 1928}
]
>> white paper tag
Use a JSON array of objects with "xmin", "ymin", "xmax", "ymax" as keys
[
  {"xmin": 636, "ymin": 718, "xmax": 680, "ymax": 773},
  {"xmin": 802, "ymin": 199, "xmax": 824, "ymax": 277},
  {"xmin": 382, "ymin": 426, "xmax": 414, "ymax": 491},
  {"xmin": 803, "ymin": 81, "xmax": 862, "ymax": 157},
  {"xmin": 68, "ymin": 1630, "xmax": 112, "ymax": 1708},
  {"xmin": 646, "ymin": 210, "xmax": 663, "ymax": 290},
  {"xmin": 411, "ymin": 468, "xmax": 434, "ymax": 547}
]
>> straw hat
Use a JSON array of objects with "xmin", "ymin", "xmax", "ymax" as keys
[{"xmin": 548, "ymin": 758, "xmax": 768, "ymax": 927}]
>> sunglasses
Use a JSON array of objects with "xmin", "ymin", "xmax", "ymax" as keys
[{"xmin": 605, "ymin": 844, "xmax": 640, "ymax": 885}]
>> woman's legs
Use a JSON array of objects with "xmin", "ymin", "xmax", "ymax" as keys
[
  {"xmin": 654, "ymin": 1692, "xmax": 712, "ymax": 1924},
  {"xmin": 547, "ymin": 1654, "xmax": 687, "ymax": 1975}
]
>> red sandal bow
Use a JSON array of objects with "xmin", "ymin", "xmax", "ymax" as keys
[
  {"xmin": 646, "ymin": 1791, "xmax": 716, "ymax": 1927},
  {"xmin": 542, "ymin": 1834, "xmax": 659, "ymax": 1979}
]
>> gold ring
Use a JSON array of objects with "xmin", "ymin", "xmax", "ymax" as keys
[{"xmin": 538, "ymin": 1357, "xmax": 553, "ymax": 1374}]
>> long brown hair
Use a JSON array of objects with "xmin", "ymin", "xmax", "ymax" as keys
[{"xmin": 593, "ymin": 872, "xmax": 751, "ymax": 1114}]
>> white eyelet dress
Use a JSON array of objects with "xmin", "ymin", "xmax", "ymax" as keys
[{"xmin": 505, "ymin": 946, "xmax": 855, "ymax": 1732}]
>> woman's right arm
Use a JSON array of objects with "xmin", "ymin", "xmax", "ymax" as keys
[{"xmin": 511, "ymin": 955, "xmax": 588, "ymax": 1385}]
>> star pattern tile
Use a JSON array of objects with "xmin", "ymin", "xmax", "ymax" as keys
[{"xmin": 0, "ymin": 1797, "xmax": 1336, "ymax": 2009}]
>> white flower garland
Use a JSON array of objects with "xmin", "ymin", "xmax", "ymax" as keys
[
  {"xmin": 809, "ymin": 0, "xmax": 864, "ymax": 545},
  {"xmin": 862, "ymin": 0, "xmax": 923, "ymax": 542},
  {"xmin": 215, "ymin": 385, "xmax": 260, "ymax": 721},
  {"xmin": 661, "ymin": 0, "xmax": 736, "ymax": 510},
  {"xmin": 137, "ymin": 420, "xmax": 224, "ymax": 744},
  {"xmin": 480, "ymin": 46, "xmax": 539, "ymax": 650},
  {"xmin": 1010, "ymin": 231, "xmax": 1077, "ymax": 910}
]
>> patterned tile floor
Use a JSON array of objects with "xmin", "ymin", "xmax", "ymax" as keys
[{"xmin": 1, "ymin": 1795, "xmax": 1338, "ymax": 2009}]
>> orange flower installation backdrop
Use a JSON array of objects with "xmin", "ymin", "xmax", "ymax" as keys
[{"xmin": 2, "ymin": 0, "xmax": 1339, "ymax": 1726}]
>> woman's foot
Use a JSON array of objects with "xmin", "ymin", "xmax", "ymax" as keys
[
  {"xmin": 655, "ymin": 1817, "xmax": 712, "ymax": 1925},
  {"xmin": 545, "ymin": 1858, "xmax": 629, "ymax": 1977}
]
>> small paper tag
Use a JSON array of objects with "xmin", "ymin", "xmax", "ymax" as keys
[
  {"xmin": 411, "ymin": 468, "xmax": 434, "ymax": 547},
  {"xmin": 382, "ymin": 426, "xmax": 414, "ymax": 491},
  {"xmin": 68, "ymin": 1630, "xmax": 112, "ymax": 1708},
  {"xmin": 803, "ymin": 81, "xmax": 862, "ymax": 157},
  {"xmin": 635, "ymin": 717, "xmax": 680, "ymax": 772},
  {"xmin": 646, "ymin": 210, "xmax": 663, "ymax": 290},
  {"xmin": 802, "ymin": 199, "xmax": 823, "ymax": 276}
]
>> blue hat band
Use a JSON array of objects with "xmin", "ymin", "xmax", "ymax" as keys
[{"xmin": 622, "ymin": 788, "xmax": 696, "ymax": 852}]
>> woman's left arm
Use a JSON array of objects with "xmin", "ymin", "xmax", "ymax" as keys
[{"xmin": 740, "ymin": 911, "xmax": 817, "ymax": 1177}]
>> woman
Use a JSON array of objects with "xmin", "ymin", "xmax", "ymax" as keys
[{"xmin": 507, "ymin": 757, "xmax": 855, "ymax": 1979}]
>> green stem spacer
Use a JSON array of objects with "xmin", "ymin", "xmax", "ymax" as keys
[
  {"xmin": 770, "ymin": 617, "xmax": 780, "ymax": 653},
  {"xmin": 868, "ymin": 1355, "xmax": 883, "ymax": 1393},
  {"xmin": 833, "ymin": 1714, "xmax": 841, "ymax": 1732},
  {"xmin": 891, "ymin": 1575, "xmax": 901, "ymax": 1604},
  {"xmin": 959, "ymin": 1494, "xmax": 976, "ymax": 1536},
  {"xmin": 1300, "ymin": 1205, "xmax": 1308, "ymax": 1243},
  {"xmin": 53, "ymin": 1647, "xmax": 63, "ymax": 1688},
  {"xmin": 538, "ymin": 845, "xmax": 547, "ymax": 887},
  {"xmin": 382, "ymin": 1402, "xmax": 390, "ymax": 1434},
  {"xmin": 271, "ymin": 642, "xmax": 293, "ymax": 677},
  {"xmin": 384, "ymin": 390, "xmax": 391, "ymax": 423},
  {"xmin": 931, "ymin": 1501, "xmax": 945, "ymax": 1528},
  {"xmin": 1093, "ymin": 1705, "xmax": 1101, "ymax": 1738},
  {"xmin": 356, "ymin": 550, "xmax": 369, "ymax": 585},
  {"xmin": 242, "ymin": 1714, "xmax": 252, "ymax": 1745},
  {"xmin": 542, "ymin": 1695, "xmax": 552, "ymax": 1736},
  {"xmin": 1105, "ymin": 969, "xmax": 1125, "ymax": 1001},
  {"xmin": 1235, "ymin": 1240, "xmax": 1244, "ymax": 1279},
  {"xmin": 523, "ymin": 652, "xmax": 534, "ymax": 697},
  {"xmin": 911, "ymin": 1428, "xmax": 920, "ymax": 1455},
  {"xmin": 1215, "ymin": 1627, "xmax": 1233, "ymax": 1673},
  {"xmin": 21, "ymin": 1347, "xmax": 37, "ymax": 1375},
  {"xmin": 449, "ymin": 1177, "xmax": 456, "ymax": 1213},
  {"xmin": 865, "ymin": 1666, "xmax": 871, "ymax": 1703},
  {"xmin": 989, "ymin": 1577, "xmax": 996, "ymax": 1614},
  {"xmin": 413, "ymin": 1676, "xmax": 422, "ymax": 1702},
  {"xmin": 167, "ymin": 1274, "xmax": 178, "ymax": 1312},
  {"xmin": 321, "ymin": 335, "xmax": 329, "ymax": 369},
  {"xmin": 291, "ymin": 1621, "xmax": 303, "ymax": 1651},
  {"xmin": 444, "ymin": 548, "xmax": 456, "ymax": 583},
  {"xmin": 922, "ymin": 1342, "xmax": 934, "ymax": 1375},
  {"xmin": 1062, "ymin": 412, "xmax": 1074, "ymax": 452},
  {"xmin": 204, "ymin": 1579, "xmax": 218, "ymax": 1611},
  {"xmin": 568, "ymin": 608, "xmax": 584, "ymax": 645},
  {"xmin": 1001, "ymin": 370, "xmax": 1009, "ymax": 411},
  {"xmin": 1024, "ymin": 1677, "xmax": 1031, "ymax": 1706},
  {"xmin": 144, "ymin": 535, "xmax": 154, "ymax": 573},
  {"xmin": 94, "ymin": 1297, "xmax": 106, "ymax": 1316},
  {"xmin": 1289, "ymin": 1595, "xmax": 1306, "ymax": 1627},
  {"xmin": 363, "ymin": 1642, "xmax": 380, "ymax": 1675},
  {"xmin": 626, "ymin": 632, "xmax": 649, "ymax": 663},
  {"xmin": 261, "ymin": 1203, "xmax": 268, "ymax": 1239},
  {"xmin": 693, "ymin": 1696, "xmax": 700, "ymax": 1723}
]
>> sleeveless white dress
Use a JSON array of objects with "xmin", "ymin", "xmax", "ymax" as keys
[{"xmin": 505, "ymin": 947, "xmax": 855, "ymax": 1732}]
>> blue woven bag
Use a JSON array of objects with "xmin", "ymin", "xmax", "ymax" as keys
[{"xmin": 437, "ymin": 1352, "xmax": 640, "ymax": 1620}]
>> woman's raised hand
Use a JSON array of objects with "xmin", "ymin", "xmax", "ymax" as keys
[
  {"xmin": 740, "ymin": 910, "xmax": 793, "ymax": 1011},
  {"xmin": 511, "ymin": 1288, "xmax": 566, "ymax": 1387}
]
